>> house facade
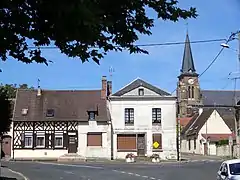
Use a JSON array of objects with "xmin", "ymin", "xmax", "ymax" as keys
[
  {"xmin": 181, "ymin": 108, "xmax": 235, "ymax": 156},
  {"xmin": 10, "ymin": 76, "xmax": 111, "ymax": 160},
  {"xmin": 109, "ymin": 78, "xmax": 177, "ymax": 160}
]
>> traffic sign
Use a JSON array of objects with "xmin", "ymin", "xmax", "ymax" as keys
[{"xmin": 153, "ymin": 141, "xmax": 159, "ymax": 148}]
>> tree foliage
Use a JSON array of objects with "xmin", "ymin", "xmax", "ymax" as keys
[
  {"xmin": 0, "ymin": 0, "xmax": 197, "ymax": 65},
  {"xmin": 0, "ymin": 87, "xmax": 12, "ymax": 136},
  {"xmin": 0, "ymin": 83, "xmax": 34, "ymax": 136}
]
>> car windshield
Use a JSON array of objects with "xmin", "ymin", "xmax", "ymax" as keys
[{"xmin": 229, "ymin": 163, "xmax": 240, "ymax": 175}]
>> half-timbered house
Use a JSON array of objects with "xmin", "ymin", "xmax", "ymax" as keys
[{"xmin": 11, "ymin": 76, "xmax": 111, "ymax": 160}]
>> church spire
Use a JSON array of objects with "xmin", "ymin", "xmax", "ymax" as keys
[{"xmin": 180, "ymin": 33, "xmax": 196, "ymax": 74}]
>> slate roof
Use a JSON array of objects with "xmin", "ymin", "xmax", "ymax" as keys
[
  {"xmin": 112, "ymin": 78, "xmax": 171, "ymax": 96},
  {"xmin": 180, "ymin": 33, "xmax": 197, "ymax": 75},
  {"xmin": 201, "ymin": 90, "xmax": 240, "ymax": 107},
  {"xmin": 182, "ymin": 108, "xmax": 235, "ymax": 137},
  {"xmin": 13, "ymin": 89, "xmax": 109, "ymax": 122}
]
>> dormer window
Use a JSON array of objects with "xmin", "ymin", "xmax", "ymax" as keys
[
  {"xmin": 88, "ymin": 111, "xmax": 96, "ymax": 120},
  {"xmin": 46, "ymin": 109, "xmax": 54, "ymax": 117},
  {"xmin": 138, "ymin": 88, "xmax": 144, "ymax": 96}
]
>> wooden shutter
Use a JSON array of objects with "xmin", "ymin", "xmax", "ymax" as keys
[
  {"xmin": 152, "ymin": 134, "xmax": 162, "ymax": 151},
  {"xmin": 33, "ymin": 133, "xmax": 37, "ymax": 149},
  {"xmin": 45, "ymin": 133, "xmax": 50, "ymax": 148},
  {"xmin": 87, "ymin": 133, "xmax": 102, "ymax": 146},
  {"xmin": 63, "ymin": 133, "xmax": 68, "ymax": 149},
  {"xmin": 117, "ymin": 134, "xmax": 136, "ymax": 151},
  {"xmin": 51, "ymin": 133, "xmax": 55, "ymax": 149}
]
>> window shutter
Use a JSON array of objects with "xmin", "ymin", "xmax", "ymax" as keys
[
  {"xmin": 63, "ymin": 133, "xmax": 68, "ymax": 149},
  {"xmin": 45, "ymin": 133, "xmax": 50, "ymax": 148},
  {"xmin": 33, "ymin": 133, "xmax": 37, "ymax": 149},
  {"xmin": 152, "ymin": 134, "xmax": 162, "ymax": 150},
  {"xmin": 21, "ymin": 133, "xmax": 25, "ymax": 148},
  {"xmin": 51, "ymin": 133, "xmax": 55, "ymax": 149}
]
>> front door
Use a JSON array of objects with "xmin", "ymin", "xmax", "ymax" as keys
[
  {"xmin": 1, "ymin": 136, "xmax": 11, "ymax": 158},
  {"xmin": 68, "ymin": 132, "xmax": 78, "ymax": 153},
  {"xmin": 137, "ymin": 134, "xmax": 146, "ymax": 156}
]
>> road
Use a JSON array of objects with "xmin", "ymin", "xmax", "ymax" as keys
[{"xmin": 2, "ymin": 160, "xmax": 221, "ymax": 180}]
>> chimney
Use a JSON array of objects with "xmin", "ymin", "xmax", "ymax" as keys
[
  {"xmin": 101, "ymin": 76, "xmax": 107, "ymax": 99},
  {"xmin": 37, "ymin": 86, "xmax": 41, "ymax": 96},
  {"xmin": 107, "ymin": 81, "xmax": 112, "ymax": 97}
]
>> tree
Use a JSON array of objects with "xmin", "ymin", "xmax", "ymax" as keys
[
  {"xmin": 0, "ymin": 87, "xmax": 12, "ymax": 137},
  {"xmin": 0, "ymin": 0, "xmax": 197, "ymax": 65},
  {"xmin": 0, "ymin": 84, "xmax": 34, "ymax": 99}
]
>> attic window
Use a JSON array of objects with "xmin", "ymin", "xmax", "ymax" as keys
[
  {"xmin": 21, "ymin": 108, "xmax": 28, "ymax": 116},
  {"xmin": 46, "ymin": 109, "xmax": 54, "ymax": 117},
  {"xmin": 138, "ymin": 88, "xmax": 144, "ymax": 96},
  {"xmin": 88, "ymin": 111, "xmax": 96, "ymax": 120}
]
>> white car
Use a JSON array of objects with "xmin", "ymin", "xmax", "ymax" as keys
[{"xmin": 217, "ymin": 159, "xmax": 240, "ymax": 180}]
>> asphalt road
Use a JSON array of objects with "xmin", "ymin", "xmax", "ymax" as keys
[{"xmin": 2, "ymin": 160, "xmax": 222, "ymax": 180}]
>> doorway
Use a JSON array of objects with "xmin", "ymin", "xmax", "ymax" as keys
[
  {"xmin": 68, "ymin": 132, "xmax": 78, "ymax": 153},
  {"xmin": 137, "ymin": 134, "xmax": 146, "ymax": 156}
]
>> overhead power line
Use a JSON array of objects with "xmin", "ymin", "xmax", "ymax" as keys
[
  {"xmin": 28, "ymin": 38, "xmax": 226, "ymax": 49},
  {"xmin": 171, "ymin": 33, "xmax": 236, "ymax": 95}
]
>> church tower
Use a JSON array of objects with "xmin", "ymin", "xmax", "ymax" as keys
[{"xmin": 177, "ymin": 33, "xmax": 201, "ymax": 117}]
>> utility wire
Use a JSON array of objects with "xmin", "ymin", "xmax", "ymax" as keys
[
  {"xmin": 28, "ymin": 38, "xmax": 226, "ymax": 49},
  {"xmin": 171, "ymin": 33, "xmax": 236, "ymax": 95}
]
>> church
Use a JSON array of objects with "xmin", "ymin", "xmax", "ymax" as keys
[{"xmin": 178, "ymin": 33, "xmax": 238, "ymax": 156}]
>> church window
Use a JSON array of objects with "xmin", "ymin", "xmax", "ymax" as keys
[
  {"xmin": 188, "ymin": 86, "xmax": 194, "ymax": 99},
  {"xmin": 191, "ymin": 86, "xmax": 194, "ymax": 98}
]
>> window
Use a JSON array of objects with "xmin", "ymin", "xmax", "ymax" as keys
[
  {"xmin": 87, "ymin": 133, "xmax": 102, "ymax": 146},
  {"xmin": 152, "ymin": 108, "xmax": 161, "ymax": 124},
  {"xmin": 46, "ymin": 109, "xmax": 54, "ymax": 117},
  {"xmin": 125, "ymin": 108, "xmax": 134, "ymax": 125},
  {"xmin": 117, "ymin": 134, "xmax": 136, "ymax": 151},
  {"xmin": 152, "ymin": 134, "xmax": 162, "ymax": 151},
  {"xmin": 24, "ymin": 135, "xmax": 33, "ymax": 148},
  {"xmin": 138, "ymin": 88, "xmax": 144, "ymax": 96},
  {"xmin": 88, "ymin": 111, "xmax": 96, "ymax": 120},
  {"xmin": 36, "ymin": 133, "xmax": 45, "ymax": 148},
  {"xmin": 55, "ymin": 134, "xmax": 63, "ymax": 148},
  {"xmin": 188, "ymin": 86, "xmax": 194, "ymax": 99}
]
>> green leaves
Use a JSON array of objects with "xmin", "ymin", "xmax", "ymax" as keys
[{"xmin": 0, "ymin": 0, "xmax": 197, "ymax": 64}]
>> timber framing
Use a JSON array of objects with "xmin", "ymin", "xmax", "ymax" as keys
[{"xmin": 13, "ymin": 121, "xmax": 78, "ymax": 150}]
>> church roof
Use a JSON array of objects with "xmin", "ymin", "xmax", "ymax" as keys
[
  {"xmin": 201, "ymin": 90, "xmax": 240, "ymax": 107},
  {"xmin": 180, "ymin": 33, "xmax": 197, "ymax": 75}
]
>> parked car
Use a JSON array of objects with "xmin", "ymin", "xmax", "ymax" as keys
[{"xmin": 217, "ymin": 159, "xmax": 240, "ymax": 180}]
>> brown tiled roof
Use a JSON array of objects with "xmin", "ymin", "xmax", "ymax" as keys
[
  {"xmin": 201, "ymin": 133, "xmax": 235, "ymax": 142},
  {"xmin": 178, "ymin": 117, "xmax": 193, "ymax": 127},
  {"xmin": 181, "ymin": 113, "xmax": 199, "ymax": 136},
  {"xmin": 13, "ymin": 89, "xmax": 109, "ymax": 122},
  {"xmin": 182, "ymin": 108, "xmax": 235, "ymax": 137}
]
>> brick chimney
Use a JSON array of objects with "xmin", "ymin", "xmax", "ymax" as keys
[
  {"xmin": 101, "ymin": 76, "xmax": 107, "ymax": 99},
  {"xmin": 107, "ymin": 81, "xmax": 112, "ymax": 97}
]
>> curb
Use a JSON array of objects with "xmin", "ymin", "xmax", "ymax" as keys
[{"xmin": 6, "ymin": 168, "xmax": 29, "ymax": 180}]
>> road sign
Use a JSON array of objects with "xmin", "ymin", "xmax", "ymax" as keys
[
  {"xmin": 153, "ymin": 141, "xmax": 159, "ymax": 148},
  {"xmin": 229, "ymin": 136, "xmax": 233, "ymax": 145}
]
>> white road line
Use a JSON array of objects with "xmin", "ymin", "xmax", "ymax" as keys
[
  {"xmin": 135, "ymin": 174, "xmax": 141, "ymax": 176},
  {"xmin": 112, "ymin": 169, "xmax": 160, "ymax": 180},
  {"xmin": 8, "ymin": 168, "xmax": 29, "ymax": 180},
  {"xmin": 38, "ymin": 162, "xmax": 103, "ymax": 169},
  {"xmin": 142, "ymin": 175, "xmax": 149, "ymax": 178},
  {"xmin": 64, "ymin": 171, "xmax": 74, "ymax": 174}
]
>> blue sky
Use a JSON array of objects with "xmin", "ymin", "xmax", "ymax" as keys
[{"xmin": 0, "ymin": 0, "xmax": 240, "ymax": 94}]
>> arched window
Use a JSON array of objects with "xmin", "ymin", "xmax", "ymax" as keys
[{"xmin": 191, "ymin": 86, "xmax": 194, "ymax": 98}]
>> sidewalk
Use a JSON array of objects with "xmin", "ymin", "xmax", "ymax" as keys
[
  {"xmin": 181, "ymin": 152, "xmax": 224, "ymax": 161},
  {"xmin": 0, "ymin": 166, "xmax": 27, "ymax": 180}
]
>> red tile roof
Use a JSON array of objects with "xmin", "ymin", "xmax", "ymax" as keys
[
  {"xmin": 178, "ymin": 117, "xmax": 193, "ymax": 127},
  {"xmin": 201, "ymin": 133, "xmax": 235, "ymax": 142}
]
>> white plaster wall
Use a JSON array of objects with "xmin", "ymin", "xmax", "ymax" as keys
[
  {"xmin": 199, "ymin": 110, "xmax": 232, "ymax": 135},
  {"xmin": 209, "ymin": 143, "xmax": 217, "ymax": 155},
  {"xmin": 123, "ymin": 86, "xmax": 159, "ymax": 96},
  {"xmin": 110, "ymin": 97, "xmax": 177, "ymax": 160},
  {"xmin": 13, "ymin": 149, "xmax": 68, "ymax": 159},
  {"xmin": 77, "ymin": 121, "xmax": 111, "ymax": 159}
]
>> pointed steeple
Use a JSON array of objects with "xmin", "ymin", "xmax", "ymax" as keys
[{"xmin": 180, "ymin": 33, "xmax": 196, "ymax": 74}]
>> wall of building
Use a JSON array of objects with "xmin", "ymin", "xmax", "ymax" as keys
[
  {"xmin": 110, "ymin": 97, "xmax": 177, "ymax": 160},
  {"xmin": 77, "ymin": 121, "xmax": 111, "ymax": 159}
]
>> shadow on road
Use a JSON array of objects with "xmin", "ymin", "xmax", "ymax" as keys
[{"xmin": 0, "ymin": 177, "xmax": 17, "ymax": 180}]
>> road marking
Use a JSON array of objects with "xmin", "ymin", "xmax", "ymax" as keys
[
  {"xmin": 64, "ymin": 171, "xmax": 74, "ymax": 174},
  {"xmin": 8, "ymin": 168, "xmax": 29, "ymax": 180},
  {"xmin": 112, "ymin": 169, "xmax": 160, "ymax": 180},
  {"xmin": 38, "ymin": 162, "xmax": 103, "ymax": 169}
]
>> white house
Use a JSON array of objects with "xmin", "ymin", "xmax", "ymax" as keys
[
  {"xmin": 109, "ymin": 78, "xmax": 177, "ymax": 160},
  {"xmin": 181, "ymin": 108, "xmax": 235, "ymax": 156},
  {"xmin": 8, "ymin": 76, "xmax": 112, "ymax": 160}
]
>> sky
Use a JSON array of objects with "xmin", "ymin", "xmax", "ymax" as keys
[{"xmin": 0, "ymin": 0, "xmax": 240, "ymax": 94}]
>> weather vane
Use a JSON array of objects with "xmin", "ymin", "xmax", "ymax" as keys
[
  {"xmin": 185, "ymin": 21, "xmax": 189, "ymax": 34},
  {"xmin": 109, "ymin": 66, "xmax": 115, "ymax": 79}
]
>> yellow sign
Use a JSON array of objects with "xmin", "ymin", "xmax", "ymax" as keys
[{"xmin": 153, "ymin": 141, "xmax": 159, "ymax": 148}]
